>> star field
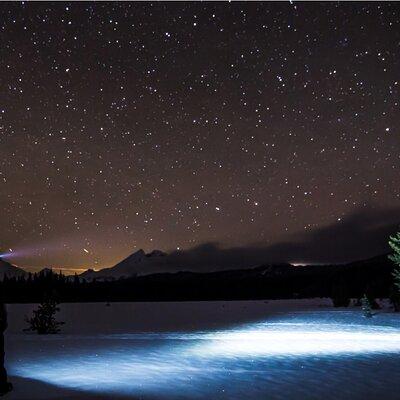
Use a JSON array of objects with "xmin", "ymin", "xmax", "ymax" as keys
[{"xmin": 0, "ymin": 2, "xmax": 399, "ymax": 271}]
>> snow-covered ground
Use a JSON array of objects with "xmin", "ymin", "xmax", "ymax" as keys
[{"xmin": 5, "ymin": 299, "xmax": 400, "ymax": 399}]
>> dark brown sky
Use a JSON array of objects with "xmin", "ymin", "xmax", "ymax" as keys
[{"xmin": 0, "ymin": 2, "xmax": 399, "ymax": 273}]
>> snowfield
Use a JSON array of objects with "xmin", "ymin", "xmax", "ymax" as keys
[{"xmin": 5, "ymin": 299, "xmax": 400, "ymax": 399}]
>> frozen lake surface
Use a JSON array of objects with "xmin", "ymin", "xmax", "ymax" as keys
[{"xmin": 5, "ymin": 300, "xmax": 400, "ymax": 399}]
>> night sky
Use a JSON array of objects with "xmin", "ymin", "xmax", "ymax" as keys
[{"xmin": 1, "ymin": 2, "xmax": 400, "ymax": 273}]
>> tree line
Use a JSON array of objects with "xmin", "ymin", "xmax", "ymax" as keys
[{"xmin": 0, "ymin": 252, "xmax": 397, "ymax": 305}]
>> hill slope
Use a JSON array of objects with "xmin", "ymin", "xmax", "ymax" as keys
[{"xmin": 0, "ymin": 258, "xmax": 27, "ymax": 279}]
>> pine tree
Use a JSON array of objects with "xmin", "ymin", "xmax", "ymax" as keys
[
  {"xmin": 24, "ymin": 296, "xmax": 65, "ymax": 334},
  {"xmin": 388, "ymin": 232, "xmax": 400, "ymax": 310},
  {"xmin": 389, "ymin": 232, "xmax": 400, "ymax": 289},
  {"xmin": 361, "ymin": 294, "xmax": 373, "ymax": 318}
]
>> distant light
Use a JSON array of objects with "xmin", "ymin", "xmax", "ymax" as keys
[{"xmin": 83, "ymin": 248, "xmax": 89, "ymax": 254}]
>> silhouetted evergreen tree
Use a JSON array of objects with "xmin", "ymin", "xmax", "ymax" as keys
[
  {"xmin": 361, "ymin": 294, "xmax": 373, "ymax": 318},
  {"xmin": 24, "ymin": 296, "xmax": 64, "ymax": 334},
  {"xmin": 388, "ymin": 232, "xmax": 400, "ymax": 311}
]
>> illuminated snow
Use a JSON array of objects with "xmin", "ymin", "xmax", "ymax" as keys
[
  {"xmin": 192, "ymin": 325, "xmax": 400, "ymax": 357},
  {"xmin": 6, "ymin": 301, "xmax": 400, "ymax": 399}
]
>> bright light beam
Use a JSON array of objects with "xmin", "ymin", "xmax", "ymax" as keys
[
  {"xmin": 9, "ymin": 319, "xmax": 400, "ymax": 398},
  {"xmin": 0, "ymin": 252, "xmax": 14, "ymax": 259},
  {"xmin": 190, "ymin": 325, "xmax": 400, "ymax": 357}
]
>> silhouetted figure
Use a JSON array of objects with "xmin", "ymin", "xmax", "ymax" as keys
[{"xmin": 0, "ymin": 303, "xmax": 12, "ymax": 396}]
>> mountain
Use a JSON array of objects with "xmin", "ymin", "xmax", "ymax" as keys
[
  {"xmin": 0, "ymin": 258, "xmax": 27, "ymax": 279},
  {"xmin": 73, "ymin": 253, "xmax": 396, "ymax": 302},
  {"xmin": 81, "ymin": 244, "xmax": 277, "ymax": 281},
  {"xmin": 80, "ymin": 249, "xmax": 169, "ymax": 280},
  {"xmin": 80, "ymin": 246, "xmax": 292, "ymax": 281}
]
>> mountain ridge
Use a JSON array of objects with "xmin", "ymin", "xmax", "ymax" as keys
[
  {"xmin": 78, "ymin": 248, "xmax": 394, "ymax": 281},
  {"xmin": 0, "ymin": 258, "xmax": 27, "ymax": 279}
]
